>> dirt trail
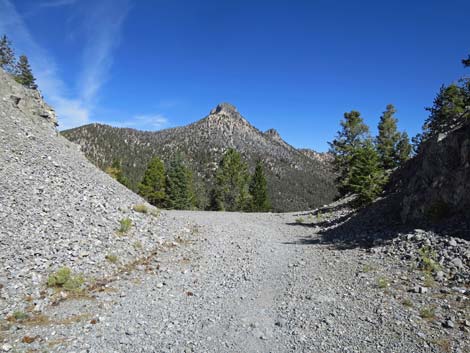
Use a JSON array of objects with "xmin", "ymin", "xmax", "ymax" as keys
[{"xmin": 5, "ymin": 211, "xmax": 457, "ymax": 352}]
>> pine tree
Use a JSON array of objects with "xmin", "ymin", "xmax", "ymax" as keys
[
  {"xmin": 328, "ymin": 110, "xmax": 370, "ymax": 195},
  {"xmin": 165, "ymin": 156, "xmax": 193, "ymax": 210},
  {"xmin": 138, "ymin": 157, "xmax": 166, "ymax": 207},
  {"xmin": 248, "ymin": 161, "xmax": 270, "ymax": 212},
  {"xmin": 15, "ymin": 55, "xmax": 37, "ymax": 89},
  {"xmin": 396, "ymin": 132, "xmax": 412, "ymax": 165},
  {"xmin": 376, "ymin": 104, "xmax": 411, "ymax": 169},
  {"xmin": 348, "ymin": 139, "xmax": 386, "ymax": 205},
  {"xmin": 0, "ymin": 35, "xmax": 16, "ymax": 74},
  {"xmin": 413, "ymin": 55, "xmax": 470, "ymax": 153},
  {"xmin": 105, "ymin": 159, "xmax": 130, "ymax": 188},
  {"xmin": 213, "ymin": 149, "xmax": 250, "ymax": 211},
  {"xmin": 208, "ymin": 187, "xmax": 224, "ymax": 211},
  {"xmin": 462, "ymin": 54, "xmax": 470, "ymax": 68}
]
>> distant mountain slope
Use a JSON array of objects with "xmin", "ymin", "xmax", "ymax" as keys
[{"xmin": 63, "ymin": 103, "xmax": 337, "ymax": 211}]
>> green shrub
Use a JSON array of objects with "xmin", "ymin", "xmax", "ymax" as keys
[
  {"xmin": 295, "ymin": 217, "xmax": 305, "ymax": 224},
  {"xmin": 118, "ymin": 218, "xmax": 132, "ymax": 234},
  {"xmin": 418, "ymin": 246, "xmax": 441, "ymax": 273},
  {"xmin": 377, "ymin": 277, "xmax": 390, "ymax": 289},
  {"xmin": 420, "ymin": 306, "xmax": 436, "ymax": 319},
  {"xmin": 105, "ymin": 254, "xmax": 119, "ymax": 264},
  {"xmin": 402, "ymin": 299, "xmax": 413, "ymax": 307},
  {"xmin": 132, "ymin": 204, "xmax": 148, "ymax": 213},
  {"xmin": 12, "ymin": 311, "xmax": 29, "ymax": 321},
  {"xmin": 133, "ymin": 241, "xmax": 143, "ymax": 250},
  {"xmin": 47, "ymin": 267, "xmax": 84, "ymax": 291}
]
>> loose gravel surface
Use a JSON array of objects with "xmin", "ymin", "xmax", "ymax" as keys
[{"xmin": 2, "ymin": 210, "xmax": 468, "ymax": 353}]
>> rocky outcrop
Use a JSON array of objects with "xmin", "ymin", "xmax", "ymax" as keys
[
  {"xmin": 0, "ymin": 69, "xmax": 57, "ymax": 126},
  {"xmin": 63, "ymin": 103, "xmax": 337, "ymax": 212},
  {"xmin": 391, "ymin": 120, "xmax": 470, "ymax": 224},
  {"xmin": 299, "ymin": 148, "xmax": 334, "ymax": 167}
]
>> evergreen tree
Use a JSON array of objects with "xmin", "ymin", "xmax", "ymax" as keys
[
  {"xmin": 376, "ymin": 104, "xmax": 411, "ymax": 169},
  {"xmin": 0, "ymin": 35, "xmax": 16, "ymax": 73},
  {"xmin": 208, "ymin": 187, "xmax": 224, "ymax": 211},
  {"xmin": 138, "ymin": 157, "xmax": 166, "ymax": 207},
  {"xmin": 462, "ymin": 54, "xmax": 470, "ymax": 68},
  {"xmin": 396, "ymin": 132, "xmax": 412, "ymax": 165},
  {"xmin": 328, "ymin": 110, "xmax": 370, "ymax": 195},
  {"xmin": 15, "ymin": 55, "xmax": 37, "ymax": 89},
  {"xmin": 165, "ymin": 156, "xmax": 193, "ymax": 210},
  {"xmin": 248, "ymin": 161, "xmax": 270, "ymax": 212},
  {"xmin": 416, "ymin": 56, "xmax": 470, "ymax": 151},
  {"xmin": 213, "ymin": 149, "xmax": 250, "ymax": 211},
  {"xmin": 105, "ymin": 159, "xmax": 130, "ymax": 188},
  {"xmin": 348, "ymin": 139, "xmax": 386, "ymax": 205}
]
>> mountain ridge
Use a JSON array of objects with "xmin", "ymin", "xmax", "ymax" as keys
[{"xmin": 63, "ymin": 103, "xmax": 337, "ymax": 211}]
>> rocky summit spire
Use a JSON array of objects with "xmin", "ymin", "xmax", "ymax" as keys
[{"xmin": 210, "ymin": 102, "xmax": 239, "ymax": 116}]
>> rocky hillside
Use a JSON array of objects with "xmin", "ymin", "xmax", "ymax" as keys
[
  {"xmin": 391, "ymin": 120, "xmax": 470, "ymax": 227},
  {"xmin": 0, "ymin": 69, "xmax": 182, "ymax": 316},
  {"xmin": 62, "ymin": 103, "xmax": 337, "ymax": 212}
]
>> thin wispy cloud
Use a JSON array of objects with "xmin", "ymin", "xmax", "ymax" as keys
[
  {"xmin": 131, "ymin": 114, "xmax": 169, "ymax": 129},
  {"xmin": 102, "ymin": 114, "xmax": 169, "ymax": 130},
  {"xmin": 0, "ymin": 0, "xmax": 131, "ymax": 130},
  {"xmin": 40, "ymin": 0, "xmax": 77, "ymax": 8},
  {"xmin": 78, "ymin": 0, "xmax": 131, "ymax": 105}
]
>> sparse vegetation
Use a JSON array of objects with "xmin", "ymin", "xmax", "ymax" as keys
[
  {"xmin": 47, "ymin": 267, "xmax": 84, "ymax": 291},
  {"xmin": 377, "ymin": 277, "xmax": 390, "ymax": 289},
  {"xmin": 402, "ymin": 299, "xmax": 413, "ymax": 308},
  {"xmin": 105, "ymin": 254, "xmax": 119, "ymax": 264},
  {"xmin": 418, "ymin": 246, "xmax": 441, "ymax": 273},
  {"xmin": 361, "ymin": 264, "xmax": 375, "ymax": 273},
  {"xmin": 295, "ymin": 217, "xmax": 305, "ymax": 224},
  {"xmin": 11, "ymin": 311, "xmax": 29, "ymax": 321},
  {"xmin": 133, "ymin": 240, "xmax": 143, "ymax": 250},
  {"xmin": 118, "ymin": 218, "xmax": 132, "ymax": 234},
  {"xmin": 419, "ymin": 306, "xmax": 436, "ymax": 320},
  {"xmin": 423, "ymin": 273, "xmax": 436, "ymax": 288},
  {"xmin": 132, "ymin": 204, "xmax": 148, "ymax": 213}
]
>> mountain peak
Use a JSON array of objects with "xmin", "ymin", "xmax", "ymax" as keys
[{"xmin": 209, "ymin": 102, "xmax": 239, "ymax": 116}]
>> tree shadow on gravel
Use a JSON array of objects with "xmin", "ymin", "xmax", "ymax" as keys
[{"xmin": 285, "ymin": 194, "xmax": 470, "ymax": 250}]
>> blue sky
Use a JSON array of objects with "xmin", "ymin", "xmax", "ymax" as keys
[{"xmin": 1, "ymin": 0, "xmax": 469, "ymax": 151}]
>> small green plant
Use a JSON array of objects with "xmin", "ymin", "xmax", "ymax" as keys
[
  {"xmin": 316, "ymin": 211, "xmax": 324, "ymax": 222},
  {"xmin": 133, "ymin": 241, "xmax": 143, "ymax": 250},
  {"xmin": 295, "ymin": 217, "xmax": 305, "ymax": 224},
  {"xmin": 105, "ymin": 254, "xmax": 119, "ymax": 264},
  {"xmin": 420, "ymin": 306, "xmax": 436, "ymax": 320},
  {"xmin": 132, "ymin": 204, "xmax": 148, "ymax": 213},
  {"xmin": 377, "ymin": 277, "xmax": 390, "ymax": 289},
  {"xmin": 118, "ymin": 218, "xmax": 132, "ymax": 234},
  {"xmin": 12, "ymin": 311, "xmax": 29, "ymax": 321},
  {"xmin": 423, "ymin": 273, "xmax": 436, "ymax": 288},
  {"xmin": 362, "ymin": 264, "xmax": 375, "ymax": 273},
  {"xmin": 402, "ymin": 299, "xmax": 413, "ymax": 308},
  {"xmin": 47, "ymin": 267, "xmax": 84, "ymax": 291},
  {"xmin": 418, "ymin": 246, "xmax": 441, "ymax": 273}
]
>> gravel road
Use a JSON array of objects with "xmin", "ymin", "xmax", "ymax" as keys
[{"xmin": 5, "ymin": 209, "xmax": 467, "ymax": 353}]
